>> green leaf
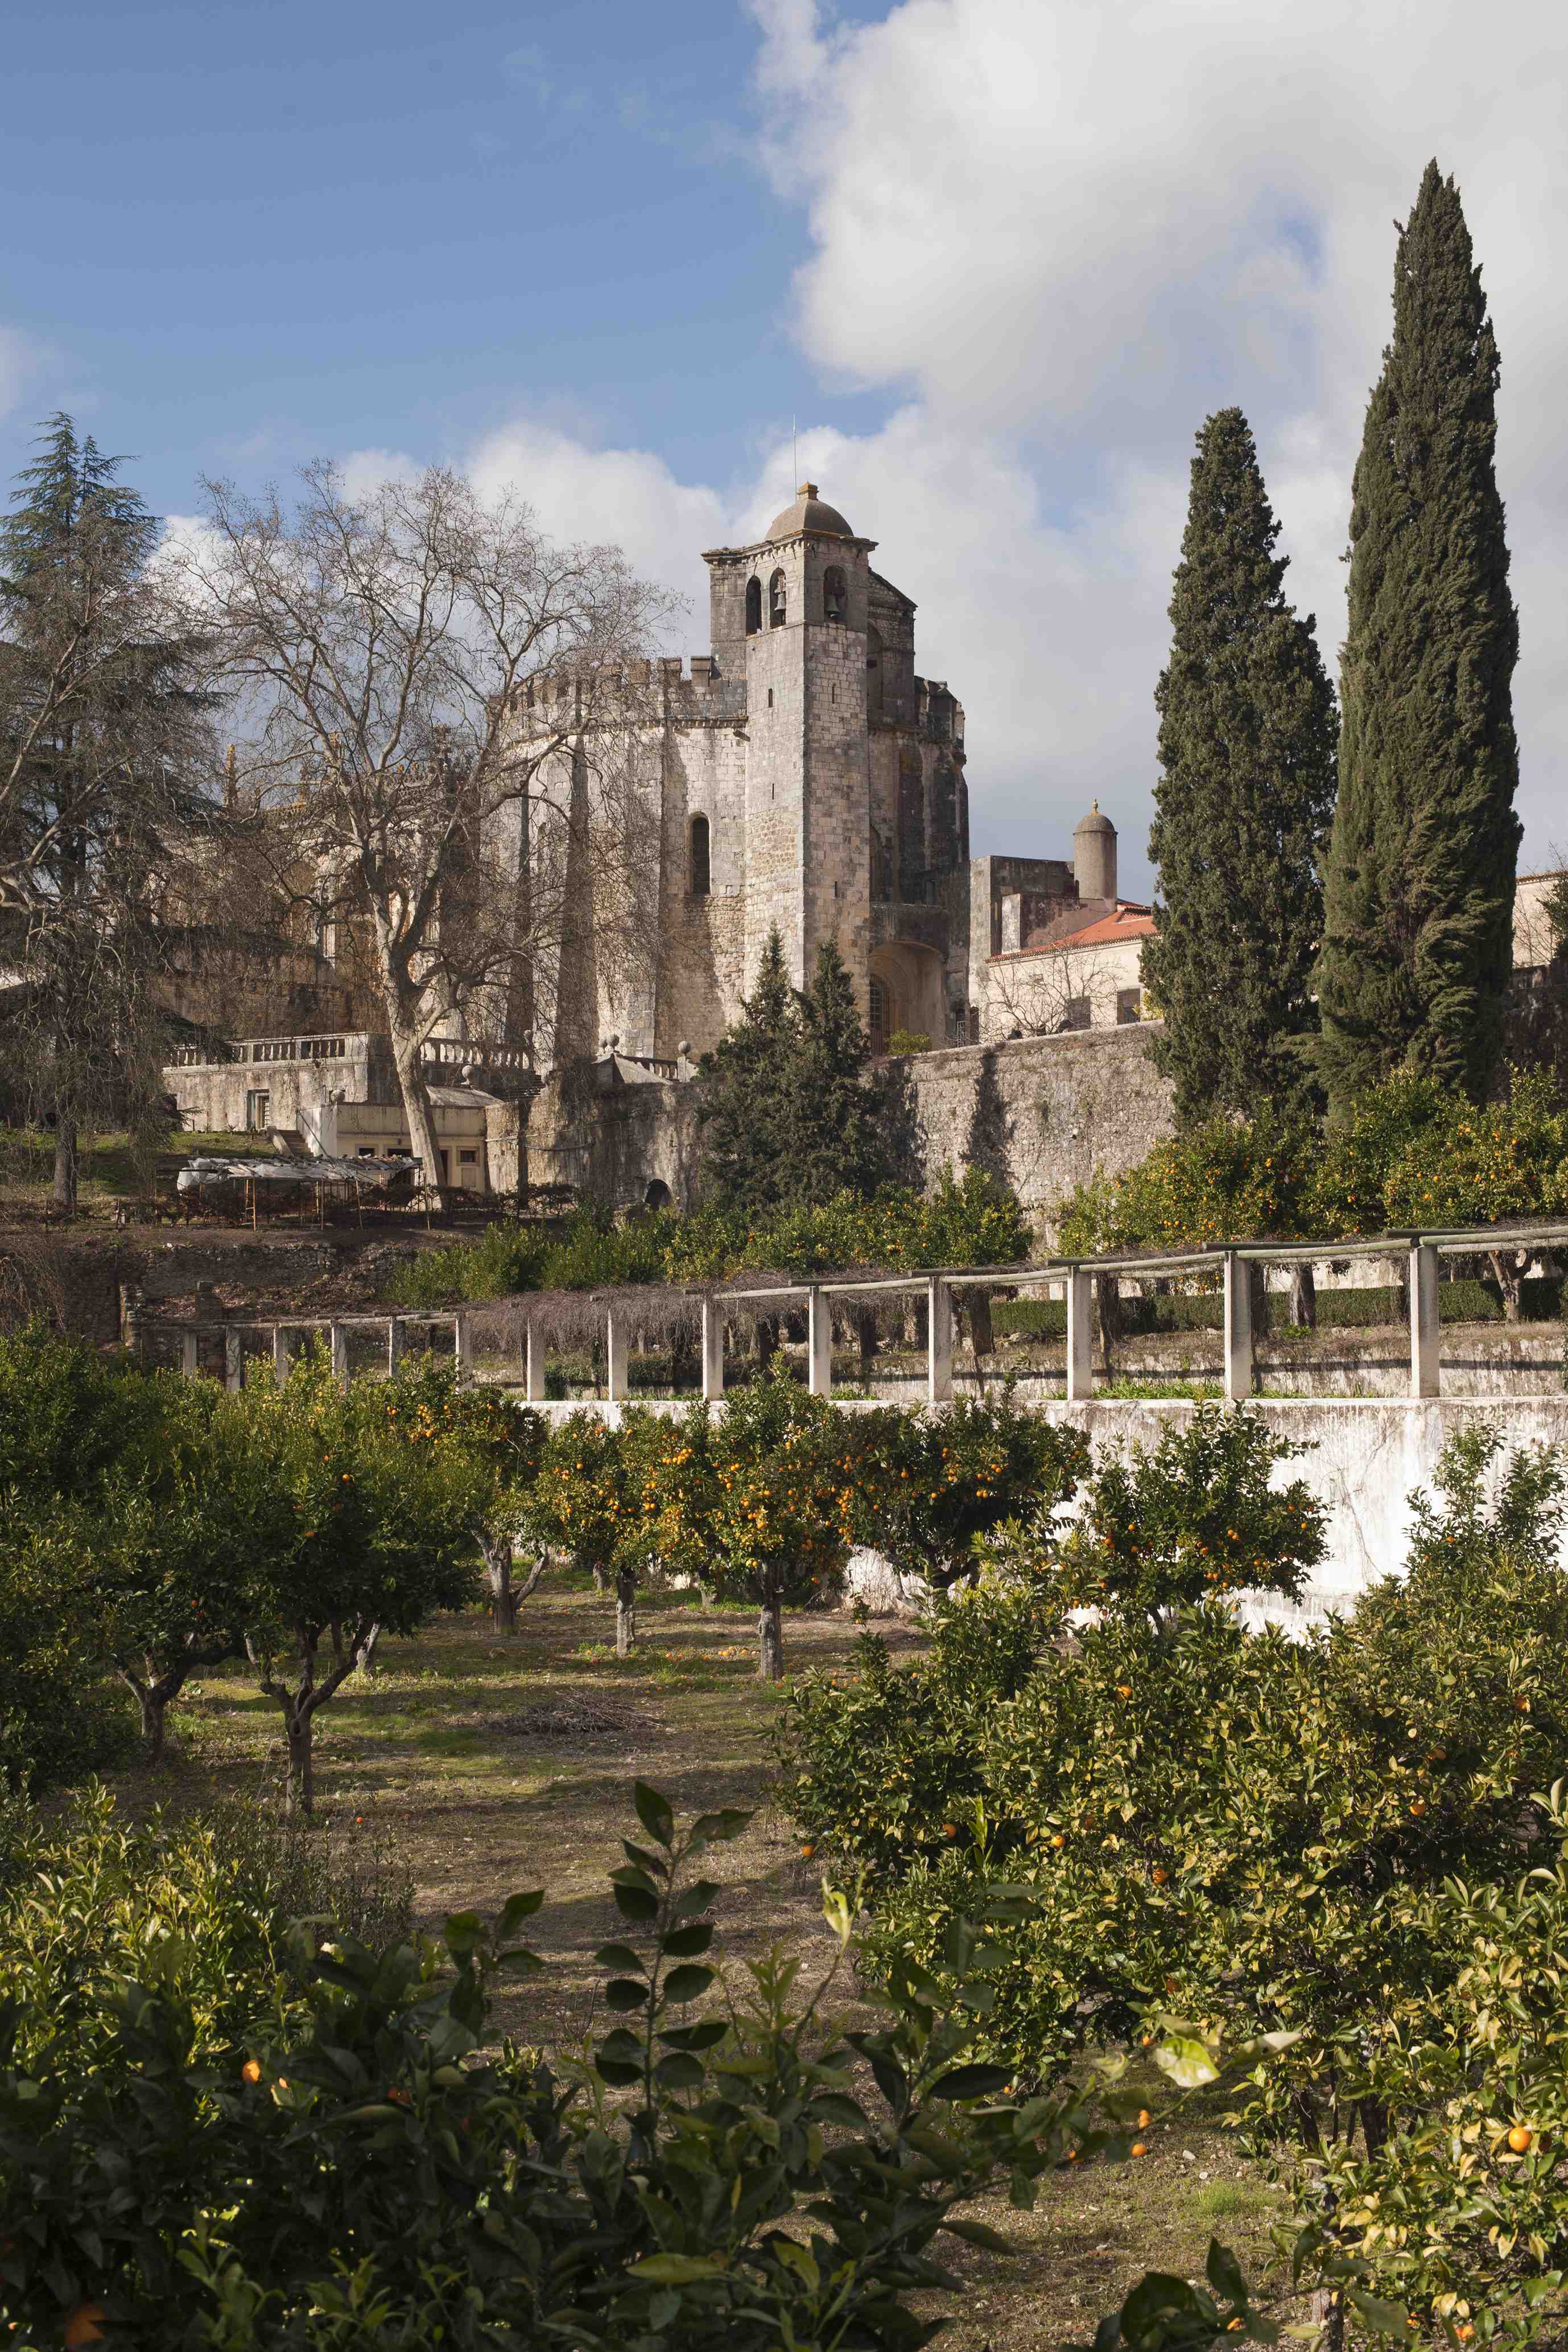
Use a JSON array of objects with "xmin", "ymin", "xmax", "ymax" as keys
[
  {"xmin": 929, "ymin": 2062, "xmax": 1013, "ymax": 2101},
  {"xmin": 613, "ymin": 1884, "xmax": 659, "ymax": 1924},
  {"xmin": 594, "ymin": 2056, "xmax": 643, "ymax": 2086},
  {"xmin": 1347, "ymin": 2289, "xmax": 1415, "ymax": 2335},
  {"xmin": 595, "ymin": 1943, "xmax": 646, "ymax": 1973},
  {"xmin": 661, "ymin": 1963, "xmax": 716, "ymax": 2006},
  {"xmin": 1206, "ymin": 2240, "xmax": 1250, "ymax": 2305},
  {"xmin": 630, "ymin": 2254, "xmax": 728, "ymax": 2284},
  {"xmin": 1153, "ymin": 2034, "xmax": 1220, "ymax": 2090},
  {"xmin": 661, "ymin": 1922, "xmax": 714, "ymax": 1958},
  {"xmin": 605, "ymin": 1977, "xmax": 650, "ymax": 2012},
  {"xmin": 654, "ymin": 2051, "xmax": 707, "ymax": 2091},
  {"xmin": 940, "ymin": 2217, "xmax": 1015, "ymax": 2251},
  {"xmin": 658, "ymin": 2020, "xmax": 730, "ymax": 2053},
  {"xmin": 691, "ymin": 1806, "xmax": 752, "ymax": 1846},
  {"xmin": 633, "ymin": 1783, "xmax": 676, "ymax": 1848},
  {"xmin": 498, "ymin": 1889, "xmax": 545, "ymax": 1936}
]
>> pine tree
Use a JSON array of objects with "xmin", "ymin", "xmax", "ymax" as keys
[
  {"xmin": 1142, "ymin": 407, "xmax": 1338, "ymax": 1126},
  {"xmin": 793, "ymin": 941, "xmax": 886, "ymax": 1204},
  {"xmin": 1317, "ymin": 162, "xmax": 1520, "ymax": 1113},
  {"xmin": 0, "ymin": 414, "xmax": 211, "ymax": 1204},
  {"xmin": 695, "ymin": 929, "xmax": 803, "ymax": 1212}
]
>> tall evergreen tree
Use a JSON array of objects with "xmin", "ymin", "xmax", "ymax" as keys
[
  {"xmin": 0, "ymin": 415, "xmax": 213, "ymax": 1203},
  {"xmin": 1142, "ymin": 407, "xmax": 1339, "ymax": 1126},
  {"xmin": 793, "ymin": 941, "xmax": 887, "ymax": 1204},
  {"xmin": 1316, "ymin": 161, "xmax": 1520, "ymax": 1113},
  {"xmin": 695, "ymin": 929, "xmax": 803, "ymax": 1214}
]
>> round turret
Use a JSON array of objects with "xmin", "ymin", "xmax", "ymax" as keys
[
  {"xmin": 1073, "ymin": 800, "xmax": 1117, "ymax": 902},
  {"xmin": 764, "ymin": 481, "xmax": 855, "ymax": 541}
]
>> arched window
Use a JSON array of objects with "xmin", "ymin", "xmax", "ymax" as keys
[
  {"xmin": 689, "ymin": 812, "xmax": 711, "ymax": 898},
  {"xmin": 823, "ymin": 565, "xmax": 847, "ymax": 622},
  {"xmin": 745, "ymin": 576, "xmax": 762, "ymax": 635},
  {"xmin": 769, "ymin": 568, "xmax": 787, "ymax": 628}
]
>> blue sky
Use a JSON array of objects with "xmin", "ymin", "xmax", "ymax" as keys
[
  {"xmin": 0, "ymin": 0, "xmax": 877, "ymax": 510},
  {"xmin": 3, "ymin": 0, "xmax": 1565, "ymax": 885}
]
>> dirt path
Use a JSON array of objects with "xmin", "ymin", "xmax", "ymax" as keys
[{"xmin": 136, "ymin": 1575, "xmax": 1289, "ymax": 2347}]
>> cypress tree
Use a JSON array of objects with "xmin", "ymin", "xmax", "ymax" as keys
[
  {"xmin": 1317, "ymin": 161, "xmax": 1520, "ymax": 1112},
  {"xmin": 793, "ymin": 940, "xmax": 886, "ymax": 1204},
  {"xmin": 1143, "ymin": 407, "xmax": 1338, "ymax": 1126},
  {"xmin": 695, "ymin": 929, "xmax": 803, "ymax": 1212}
]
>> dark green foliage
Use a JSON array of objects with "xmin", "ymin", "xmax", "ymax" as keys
[
  {"xmin": 1317, "ymin": 163, "xmax": 1521, "ymax": 1112},
  {"xmin": 793, "ymin": 938, "xmax": 889, "ymax": 1203},
  {"xmin": 1051, "ymin": 1404, "xmax": 1327, "ymax": 1618},
  {"xmin": 0, "ymin": 416, "xmax": 214, "ymax": 1198},
  {"xmin": 0, "ymin": 1783, "xmax": 1178, "ymax": 2350},
  {"xmin": 1144, "ymin": 407, "xmax": 1338, "ymax": 1125},
  {"xmin": 694, "ymin": 926, "xmax": 804, "ymax": 1214},
  {"xmin": 697, "ymin": 930, "xmax": 897, "ymax": 1214},
  {"xmin": 847, "ymin": 1393, "xmax": 1090, "ymax": 1591}
]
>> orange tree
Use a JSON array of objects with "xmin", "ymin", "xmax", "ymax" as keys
[
  {"xmin": 524, "ymin": 1410, "xmax": 633, "ymax": 1641},
  {"xmin": 1, "ymin": 1780, "xmax": 1281, "ymax": 2352},
  {"xmin": 706, "ymin": 1364, "xmax": 868, "ymax": 1680},
  {"xmin": 1048, "ymin": 1401, "xmax": 1327, "ymax": 1620},
  {"xmin": 236, "ymin": 1350, "xmax": 485, "ymax": 1813},
  {"xmin": 379, "ymin": 1365, "xmax": 547, "ymax": 1632},
  {"xmin": 847, "ymin": 1392, "xmax": 1089, "ymax": 1595}
]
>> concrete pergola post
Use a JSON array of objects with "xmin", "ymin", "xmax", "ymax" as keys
[
  {"xmin": 387, "ymin": 1317, "xmax": 404, "ymax": 1377},
  {"xmin": 1223, "ymin": 1252, "xmax": 1253, "ymax": 1403},
  {"xmin": 224, "ymin": 1329, "xmax": 245, "ymax": 1394},
  {"xmin": 700, "ymin": 1296, "xmax": 725, "ymax": 1402},
  {"xmin": 181, "ymin": 1329, "xmax": 199, "ymax": 1380},
  {"xmin": 1065, "ymin": 1268, "xmax": 1094, "ymax": 1404},
  {"xmin": 329, "ymin": 1322, "xmax": 349, "ymax": 1385},
  {"xmin": 927, "ymin": 1276, "xmax": 953, "ymax": 1404},
  {"xmin": 454, "ymin": 1313, "xmax": 473, "ymax": 1381},
  {"xmin": 807, "ymin": 1286, "xmax": 833, "ymax": 1398},
  {"xmin": 1409, "ymin": 1242, "xmax": 1439, "ymax": 1400},
  {"xmin": 272, "ymin": 1325, "xmax": 291, "ymax": 1380},
  {"xmin": 524, "ymin": 1320, "xmax": 546, "ymax": 1403},
  {"xmin": 605, "ymin": 1307, "xmax": 629, "ymax": 1402}
]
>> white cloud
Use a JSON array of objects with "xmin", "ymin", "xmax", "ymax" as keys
[
  {"xmin": 301, "ymin": 0, "xmax": 1568, "ymax": 889},
  {"xmin": 737, "ymin": 0, "xmax": 1568, "ymax": 882}
]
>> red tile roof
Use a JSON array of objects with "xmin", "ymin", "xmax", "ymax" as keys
[{"xmin": 992, "ymin": 900, "xmax": 1154, "ymax": 960}]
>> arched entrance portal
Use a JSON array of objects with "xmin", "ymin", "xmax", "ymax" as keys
[{"xmin": 867, "ymin": 941, "xmax": 946, "ymax": 1053}]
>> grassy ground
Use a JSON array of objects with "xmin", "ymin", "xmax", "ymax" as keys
[
  {"xmin": 0, "ymin": 1127, "xmax": 239, "ymax": 1212},
  {"xmin": 120, "ymin": 1571, "xmax": 1295, "ymax": 2345}
]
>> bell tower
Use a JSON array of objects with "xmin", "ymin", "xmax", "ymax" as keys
[{"xmin": 707, "ymin": 484, "xmax": 876, "ymax": 1004}]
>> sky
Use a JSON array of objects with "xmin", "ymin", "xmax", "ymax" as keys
[{"xmin": 2, "ymin": 0, "xmax": 1565, "ymax": 896}]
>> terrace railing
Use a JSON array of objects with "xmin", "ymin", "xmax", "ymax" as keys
[{"xmin": 152, "ymin": 1217, "xmax": 1568, "ymax": 1410}]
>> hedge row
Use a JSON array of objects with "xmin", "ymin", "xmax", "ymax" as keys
[{"xmin": 991, "ymin": 1274, "xmax": 1560, "ymax": 1343}]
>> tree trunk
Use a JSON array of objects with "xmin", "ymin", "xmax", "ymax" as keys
[
  {"xmin": 380, "ymin": 972, "xmax": 447, "ymax": 1208},
  {"xmin": 756, "ymin": 1315, "xmax": 779, "ymax": 1373},
  {"xmin": 591, "ymin": 1562, "xmax": 608, "ymax": 1595},
  {"xmin": 52, "ymin": 1116, "xmax": 77, "ymax": 1211},
  {"xmin": 757, "ymin": 1590, "xmax": 784, "ymax": 1683},
  {"xmin": 283, "ymin": 1701, "xmax": 314, "ymax": 1818},
  {"xmin": 1289, "ymin": 1260, "xmax": 1317, "ymax": 1329},
  {"xmin": 615, "ymin": 1565, "xmax": 637, "ymax": 1657},
  {"xmin": 1489, "ymin": 1248, "xmax": 1525, "ymax": 1323},
  {"xmin": 1095, "ymin": 1274, "xmax": 1121, "ymax": 1378},
  {"xmin": 358, "ymin": 1624, "xmax": 382, "ymax": 1676},
  {"xmin": 482, "ymin": 1532, "xmax": 518, "ymax": 1632},
  {"xmin": 855, "ymin": 1304, "xmax": 878, "ymax": 1384}
]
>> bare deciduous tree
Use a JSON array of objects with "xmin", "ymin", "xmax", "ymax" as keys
[{"xmin": 183, "ymin": 461, "xmax": 675, "ymax": 1200}]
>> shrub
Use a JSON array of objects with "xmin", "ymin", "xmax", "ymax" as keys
[
  {"xmin": 0, "ymin": 1785, "xmax": 410, "ymax": 2079},
  {"xmin": 848, "ymin": 1392, "xmax": 1089, "ymax": 1592},
  {"xmin": 785, "ymin": 1427, "xmax": 1568, "ymax": 2180},
  {"xmin": 381, "ymin": 1219, "xmax": 551, "ymax": 1306},
  {"xmin": 0, "ymin": 1784, "xmax": 1230, "ymax": 2352},
  {"xmin": 0, "ymin": 1511, "xmax": 135, "ymax": 1792},
  {"xmin": 705, "ymin": 1364, "xmax": 861, "ymax": 1678}
]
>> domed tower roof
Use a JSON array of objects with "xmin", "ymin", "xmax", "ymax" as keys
[
  {"xmin": 1074, "ymin": 799, "xmax": 1116, "ymax": 836},
  {"xmin": 763, "ymin": 481, "xmax": 856, "ymax": 540}
]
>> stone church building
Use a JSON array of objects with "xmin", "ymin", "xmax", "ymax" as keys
[{"xmin": 505, "ymin": 482, "xmax": 1127, "ymax": 1064}]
